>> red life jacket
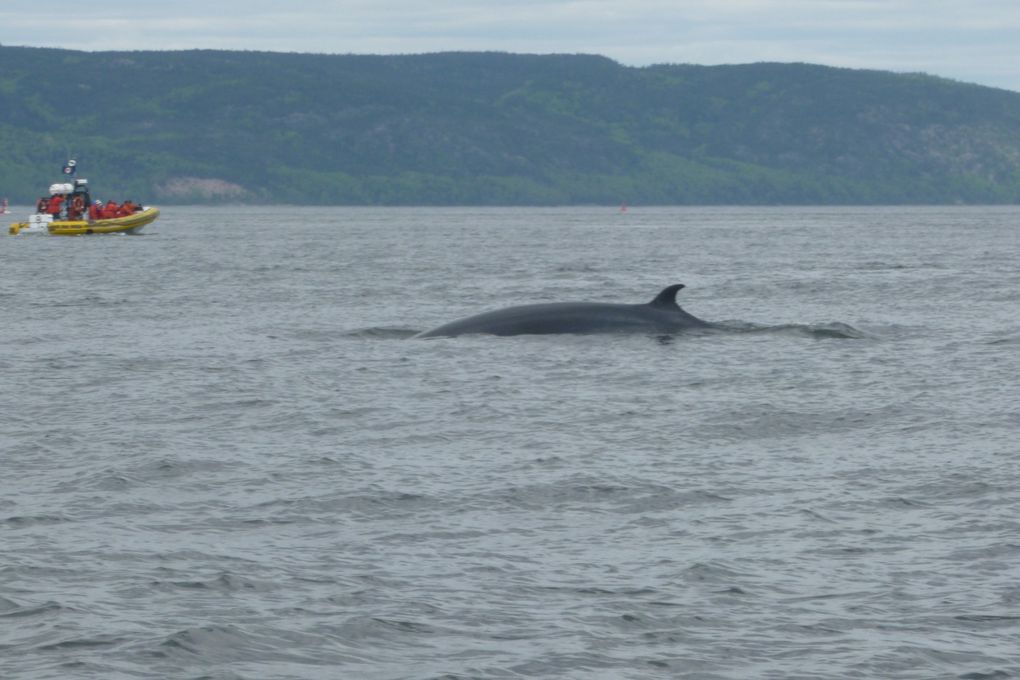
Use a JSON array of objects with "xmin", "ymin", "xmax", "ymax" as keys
[{"xmin": 47, "ymin": 195, "xmax": 64, "ymax": 215}]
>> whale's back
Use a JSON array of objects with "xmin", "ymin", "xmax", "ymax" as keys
[{"xmin": 416, "ymin": 286, "xmax": 709, "ymax": 338}]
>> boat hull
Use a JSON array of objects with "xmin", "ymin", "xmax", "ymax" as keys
[{"xmin": 10, "ymin": 207, "xmax": 160, "ymax": 235}]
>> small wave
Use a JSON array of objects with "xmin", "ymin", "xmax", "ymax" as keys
[
  {"xmin": 0, "ymin": 599, "xmax": 67, "ymax": 618},
  {"xmin": 341, "ymin": 327, "xmax": 420, "ymax": 339},
  {"xmin": 715, "ymin": 320, "xmax": 871, "ymax": 339},
  {"xmin": 37, "ymin": 635, "xmax": 126, "ymax": 651},
  {"xmin": 987, "ymin": 335, "xmax": 1020, "ymax": 346},
  {"xmin": 954, "ymin": 614, "xmax": 1020, "ymax": 622},
  {"xmin": 158, "ymin": 625, "xmax": 253, "ymax": 660},
  {"xmin": 681, "ymin": 560, "xmax": 752, "ymax": 583},
  {"xmin": 858, "ymin": 260, "xmax": 914, "ymax": 270},
  {"xmin": 328, "ymin": 615, "xmax": 443, "ymax": 643},
  {"xmin": 882, "ymin": 496, "xmax": 931, "ymax": 508},
  {"xmin": 3, "ymin": 514, "xmax": 71, "ymax": 528},
  {"xmin": 797, "ymin": 508, "xmax": 837, "ymax": 522},
  {"xmin": 150, "ymin": 572, "xmax": 262, "ymax": 592}
]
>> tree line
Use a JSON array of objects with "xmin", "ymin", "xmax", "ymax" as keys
[{"xmin": 2, "ymin": 46, "xmax": 1020, "ymax": 204}]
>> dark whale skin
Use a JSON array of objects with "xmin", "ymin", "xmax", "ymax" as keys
[{"xmin": 415, "ymin": 284, "xmax": 709, "ymax": 338}]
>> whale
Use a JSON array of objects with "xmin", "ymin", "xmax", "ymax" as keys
[{"xmin": 415, "ymin": 284, "xmax": 710, "ymax": 338}]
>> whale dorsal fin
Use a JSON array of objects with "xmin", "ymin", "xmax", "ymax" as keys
[{"xmin": 649, "ymin": 284, "xmax": 685, "ymax": 308}]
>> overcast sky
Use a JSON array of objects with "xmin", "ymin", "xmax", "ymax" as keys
[{"xmin": 2, "ymin": 0, "xmax": 1018, "ymax": 92}]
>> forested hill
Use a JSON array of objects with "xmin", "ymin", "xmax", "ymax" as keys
[{"xmin": 2, "ymin": 46, "xmax": 1020, "ymax": 205}]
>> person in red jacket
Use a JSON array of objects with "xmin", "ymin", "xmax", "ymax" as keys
[
  {"xmin": 47, "ymin": 194, "xmax": 65, "ymax": 218},
  {"xmin": 88, "ymin": 200, "xmax": 103, "ymax": 220},
  {"xmin": 102, "ymin": 200, "xmax": 118, "ymax": 219}
]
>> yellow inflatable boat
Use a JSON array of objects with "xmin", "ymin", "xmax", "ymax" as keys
[{"xmin": 10, "ymin": 207, "xmax": 160, "ymax": 236}]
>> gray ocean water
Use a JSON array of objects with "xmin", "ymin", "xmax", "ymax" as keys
[{"xmin": 2, "ymin": 205, "xmax": 1019, "ymax": 680}]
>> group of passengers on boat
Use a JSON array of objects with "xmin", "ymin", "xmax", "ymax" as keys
[{"xmin": 36, "ymin": 179, "xmax": 141, "ymax": 221}]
